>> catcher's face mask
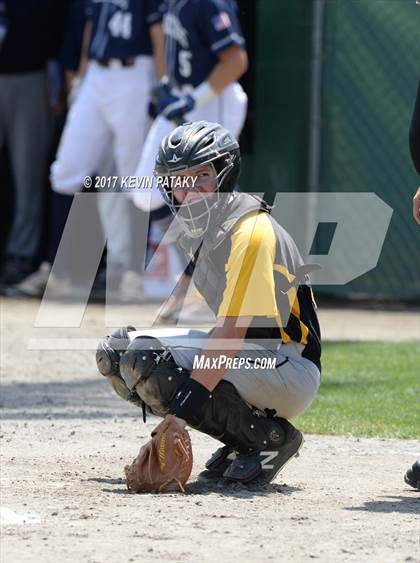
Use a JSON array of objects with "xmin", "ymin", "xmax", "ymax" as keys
[{"xmin": 156, "ymin": 157, "xmax": 234, "ymax": 238}]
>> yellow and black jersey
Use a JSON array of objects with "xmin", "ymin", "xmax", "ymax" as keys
[{"xmin": 196, "ymin": 208, "xmax": 321, "ymax": 371}]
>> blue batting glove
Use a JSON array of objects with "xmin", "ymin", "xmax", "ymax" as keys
[{"xmin": 158, "ymin": 93, "xmax": 195, "ymax": 122}]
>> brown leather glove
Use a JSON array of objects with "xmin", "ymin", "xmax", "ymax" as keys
[{"xmin": 124, "ymin": 415, "xmax": 193, "ymax": 493}]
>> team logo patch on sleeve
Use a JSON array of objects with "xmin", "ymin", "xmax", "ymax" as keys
[{"xmin": 212, "ymin": 11, "xmax": 232, "ymax": 32}]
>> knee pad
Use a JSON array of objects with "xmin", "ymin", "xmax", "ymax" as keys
[
  {"xmin": 119, "ymin": 336, "xmax": 165, "ymax": 389},
  {"xmin": 120, "ymin": 336, "xmax": 189, "ymax": 415},
  {"xmin": 96, "ymin": 325, "xmax": 136, "ymax": 377}
]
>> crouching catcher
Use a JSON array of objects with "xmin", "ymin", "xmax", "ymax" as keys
[{"xmin": 96, "ymin": 121, "xmax": 322, "ymax": 490}]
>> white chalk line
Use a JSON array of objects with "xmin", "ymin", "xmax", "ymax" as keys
[{"xmin": 0, "ymin": 507, "xmax": 42, "ymax": 526}]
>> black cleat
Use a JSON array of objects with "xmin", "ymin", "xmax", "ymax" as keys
[
  {"xmin": 197, "ymin": 445, "xmax": 236, "ymax": 482},
  {"xmin": 404, "ymin": 460, "xmax": 420, "ymax": 491},
  {"xmin": 223, "ymin": 420, "xmax": 303, "ymax": 485},
  {"xmin": 222, "ymin": 450, "xmax": 262, "ymax": 483}
]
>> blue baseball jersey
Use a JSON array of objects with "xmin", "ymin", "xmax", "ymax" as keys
[
  {"xmin": 60, "ymin": 0, "xmax": 87, "ymax": 71},
  {"xmin": 87, "ymin": 0, "xmax": 161, "ymax": 60},
  {"xmin": 161, "ymin": 0, "xmax": 245, "ymax": 88}
]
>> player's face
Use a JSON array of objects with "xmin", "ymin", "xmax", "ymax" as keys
[{"xmin": 172, "ymin": 165, "xmax": 217, "ymax": 203}]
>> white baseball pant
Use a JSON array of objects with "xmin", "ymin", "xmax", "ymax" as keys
[
  {"xmin": 51, "ymin": 56, "xmax": 156, "ymax": 194},
  {"xmin": 128, "ymin": 329, "xmax": 321, "ymax": 420}
]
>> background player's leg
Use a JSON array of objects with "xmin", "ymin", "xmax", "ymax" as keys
[
  {"xmin": 94, "ymin": 149, "xmax": 138, "ymax": 305},
  {"xmin": 4, "ymin": 72, "xmax": 50, "ymax": 263},
  {"xmin": 95, "ymin": 147, "xmax": 131, "ymax": 273},
  {"xmin": 132, "ymin": 116, "xmax": 175, "ymax": 211},
  {"xmin": 50, "ymin": 66, "xmax": 111, "ymax": 194},
  {"xmin": 98, "ymin": 59, "xmax": 156, "ymax": 304},
  {"xmin": 103, "ymin": 58, "xmax": 155, "ymax": 178}
]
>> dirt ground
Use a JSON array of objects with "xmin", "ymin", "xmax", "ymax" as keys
[{"xmin": 1, "ymin": 298, "xmax": 419, "ymax": 563}]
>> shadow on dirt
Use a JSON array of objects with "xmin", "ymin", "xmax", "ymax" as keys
[
  {"xmin": 186, "ymin": 480, "xmax": 303, "ymax": 498},
  {"xmin": 0, "ymin": 378, "xmax": 142, "ymax": 420},
  {"xmin": 345, "ymin": 494, "xmax": 419, "ymax": 514},
  {"xmin": 96, "ymin": 479, "xmax": 303, "ymax": 499},
  {"xmin": 85, "ymin": 477, "xmax": 125, "ymax": 485}
]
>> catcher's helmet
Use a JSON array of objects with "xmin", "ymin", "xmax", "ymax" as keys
[{"xmin": 154, "ymin": 121, "xmax": 241, "ymax": 238}]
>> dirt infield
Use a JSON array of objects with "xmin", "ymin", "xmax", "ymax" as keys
[{"xmin": 1, "ymin": 298, "xmax": 419, "ymax": 563}]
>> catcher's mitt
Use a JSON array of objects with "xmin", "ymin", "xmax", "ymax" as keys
[{"xmin": 124, "ymin": 415, "xmax": 193, "ymax": 493}]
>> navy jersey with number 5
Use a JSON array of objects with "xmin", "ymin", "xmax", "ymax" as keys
[
  {"xmin": 87, "ymin": 0, "xmax": 162, "ymax": 60},
  {"xmin": 161, "ymin": 0, "xmax": 245, "ymax": 88}
]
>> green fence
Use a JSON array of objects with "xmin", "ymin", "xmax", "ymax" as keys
[
  {"xmin": 241, "ymin": 1, "xmax": 312, "ymax": 199},
  {"xmin": 318, "ymin": 0, "xmax": 419, "ymax": 299},
  {"xmin": 243, "ymin": 0, "xmax": 419, "ymax": 301}
]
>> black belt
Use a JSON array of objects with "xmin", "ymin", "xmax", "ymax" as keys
[{"xmin": 96, "ymin": 57, "xmax": 136, "ymax": 68}]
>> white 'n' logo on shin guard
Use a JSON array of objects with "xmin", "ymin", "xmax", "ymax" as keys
[{"xmin": 260, "ymin": 451, "xmax": 279, "ymax": 469}]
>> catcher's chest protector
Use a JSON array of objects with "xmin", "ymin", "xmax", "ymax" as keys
[{"xmin": 179, "ymin": 193, "xmax": 270, "ymax": 313}]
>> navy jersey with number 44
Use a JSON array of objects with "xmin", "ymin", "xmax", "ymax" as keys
[
  {"xmin": 87, "ymin": 0, "xmax": 161, "ymax": 60},
  {"xmin": 162, "ymin": 0, "xmax": 245, "ymax": 88}
]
